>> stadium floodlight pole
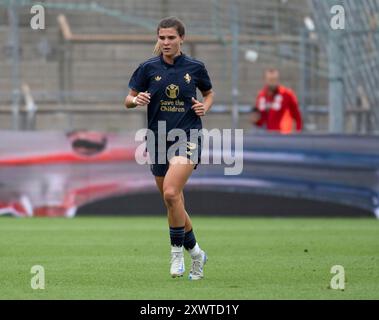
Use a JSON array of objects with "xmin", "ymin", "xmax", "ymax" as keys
[
  {"xmin": 161, "ymin": 0, "xmax": 169, "ymax": 18},
  {"xmin": 328, "ymin": 30, "xmax": 344, "ymax": 133},
  {"xmin": 299, "ymin": 28, "xmax": 307, "ymax": 120},
  {"xmin": 230, "ymin": 2, "xmax": 240, "ymax": 131},
  {"xmin": 8, "ymin": 0, "xmax": 21, "ymax": 131}
]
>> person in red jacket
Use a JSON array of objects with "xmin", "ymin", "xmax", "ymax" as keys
[{"xmin": 251, "ymin": 68, "xmax": 303, "ymax": 134}]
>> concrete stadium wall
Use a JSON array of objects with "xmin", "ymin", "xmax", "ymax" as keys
[{"xmin": 77, "ymin": 190, "xmax": 373, "ymax": 218}]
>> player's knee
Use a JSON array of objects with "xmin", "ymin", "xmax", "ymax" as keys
[{"xmin": 163, "ymin": 188, "xmax": 181, "ymax": 207}]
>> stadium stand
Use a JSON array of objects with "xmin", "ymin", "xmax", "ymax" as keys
[{"xmin": 1, "ymin": 0, "xmax": 323, "ymax": 131}]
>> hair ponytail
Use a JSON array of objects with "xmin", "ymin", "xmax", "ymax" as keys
[{"xmin": 153, "ymin": 41, "xmax": 161, "ymax": 56}]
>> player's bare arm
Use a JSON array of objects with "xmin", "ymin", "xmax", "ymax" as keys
[
  {"xmin": 125, "ymin": 89, "xmax": 151, "ymax": 109},
  {"xmin": 191, "ymin": 90, "xmax": 214, "ymax": 117}
]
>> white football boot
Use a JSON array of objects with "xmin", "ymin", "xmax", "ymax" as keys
[
  {"xmin": 188, "ymin": 249, "xmax": 207, "ymax": 280},
  {"xmin": 170, "ymin": 246, "xmax": 185, "ymax": 278}
]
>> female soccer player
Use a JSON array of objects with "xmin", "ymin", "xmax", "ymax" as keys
[{"xmin": 125, "ymin": 17, "xmax": 214, "ymax": 280}]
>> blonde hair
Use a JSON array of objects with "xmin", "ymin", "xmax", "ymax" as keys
[
  {"xmin": 153, "ymin": 41, "xmax": 161, "ymax": 55},
  {"xmin": 153, "ymin": 16, "xmax": 185, "ymax": 56}
]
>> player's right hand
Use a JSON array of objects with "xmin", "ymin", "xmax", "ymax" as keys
[
  {"xmin": 133, "ymin": 92, "xmax": 151, "ymax": 106},
  {"xmin": 250, "ymin": 110, "xmax": 261, "ymax": 124}
]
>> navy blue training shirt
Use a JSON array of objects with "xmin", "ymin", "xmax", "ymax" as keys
[{"xmin": 128, "ymin": 53, "xmax": 212, "ymax": 135}]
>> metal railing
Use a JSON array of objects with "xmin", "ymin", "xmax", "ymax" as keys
[{"xmin": 309, "ymin": 0, "xmax": 379, "ymax": 134}]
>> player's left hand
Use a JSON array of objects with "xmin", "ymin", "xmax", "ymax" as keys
[{"xmin": 191, "ymin": 97, "xmax": 206, "ymax": 117}]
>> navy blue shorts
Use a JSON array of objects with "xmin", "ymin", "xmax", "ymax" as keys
[{"xmin": 148, "ymin": 135, "xmax": 202, "ymax": 177}]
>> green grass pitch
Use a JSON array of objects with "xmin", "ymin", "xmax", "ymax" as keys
[{"xmin": 0, "ymin": 216, "xmax": 378, "ymax": 299}]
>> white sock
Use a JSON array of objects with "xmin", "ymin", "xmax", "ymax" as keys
[
  {"xmin": 171, "ymin": 245, "xmax": 183, "ymax": 253},
  {"xmin": 188, "ymin": 243, "xmax": 201, "ymax": 257}
]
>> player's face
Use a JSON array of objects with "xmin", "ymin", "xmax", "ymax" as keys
[
  {"xmin": 158, "ymin": 28, "xmax": 183, "ymax": 58},
  {"xmin": 265, "ymin": 71, "xmax": 280, "ymax": 91}
]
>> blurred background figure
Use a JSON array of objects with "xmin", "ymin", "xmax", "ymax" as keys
[{"xmin": 251, "ymin": 68, "xmax": 303, "ymax": 134}]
